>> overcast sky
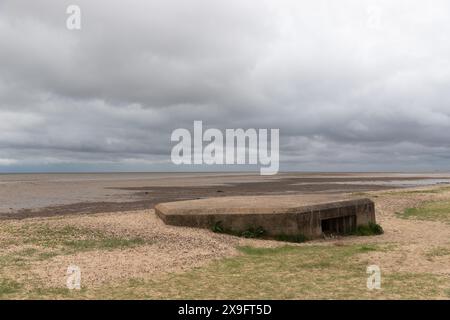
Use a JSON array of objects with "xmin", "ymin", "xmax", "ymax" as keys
[{"xmin": 1, "ymin": 0, "xmax": 450, "ymax": 172}]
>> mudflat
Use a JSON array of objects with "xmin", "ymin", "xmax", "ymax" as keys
[{"xmin": 1, "ymin": 172, "xmax": 450, "ymax": 219}]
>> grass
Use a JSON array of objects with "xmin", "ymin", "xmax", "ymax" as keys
[
  {"xmin": 0, "ymin": 224, "xmax": 151, "ymax": 264},
  {"xmin": 0, "ymin": 248, "xmax": 44, "ymax": 268},
  {"xmin": 274, "ymin": 234, "xmax": 308, "ymax": 243},
  {"xmin": 212, "ymin": 221, "xmax": 266, "ymax": 239},
  {"xmin": 3, "ymin": 224, "xmax": 150, "ymax": 254},
  {"xmin": 399, "ymin": 200, "xmax": 450, "ymax": 223},
  {"xmin": 6, "ymin": 243, "xmax": 446, "ymax": 299},
  {"xmin": 212, "ymin": 222, "xmax": 307, "ymax": 242},
  {"xmin": 212, "ymin": 220, "xmax": 382, "ymax": 243},
  {"xmin": 425, "ymin": 247, "xmax": 450, "ymax": 260},
  {"xmin": 0, "ymin": 278, "xmax": 23, "ymax": 296},
  {"xmin": 240, "ymin": 227, "xmax": 266, "ymax": 238},
  {"xmin": 350, "ymin": 222, "xmax": 384, "ymax": 236},
  {"xmin": 383, "ymin": 186, "xmax": 450, "ymax": 196},
  {"xmin": 0, "ymin": 222, "xmax": 154, "ymax": 299}
]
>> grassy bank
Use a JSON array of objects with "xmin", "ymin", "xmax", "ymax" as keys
[{"xmin": 400, "ymin": 200, "xmax": 450, "ymax": 224}]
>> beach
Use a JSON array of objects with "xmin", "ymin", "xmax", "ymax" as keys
[
  {"xmin": 1, "ymin": 172, "xmax": 450, "ymax": 299},
  {"xmin": 1, "ymin": 172, "xmax": 450, "ymax": 219}
]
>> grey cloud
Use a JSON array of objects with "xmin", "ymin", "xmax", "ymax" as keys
[{"xmin": 1, "ymin": 0, "xmax": 450, "ymax": 171}]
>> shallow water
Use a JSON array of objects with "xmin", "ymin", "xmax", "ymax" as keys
[{"xmin": 1, "ymin": 172, "xmax": 450, "ymax": 215}]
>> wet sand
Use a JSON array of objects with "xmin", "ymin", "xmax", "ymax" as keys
[{"xmin": 1, "ymin": 172, "xmax": 450, "ymax": 219}]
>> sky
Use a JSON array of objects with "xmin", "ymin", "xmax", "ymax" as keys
[{"xmin": 1, "ymin": 0, "xmax": 450, "ymax": 173}]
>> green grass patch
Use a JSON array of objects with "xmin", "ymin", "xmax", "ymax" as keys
[
  {"xmin": 237, "ymin": 245, "xmax": 299, "ymax": 256},
  {"xmin": 274, "ymin": 234, "xmax": 308, "ymax": 243},
  {"xmin": 446, "ymin": 289, "xmax": 450, "ymax": 298},
  {"xmin": 0, "ymin": 278, "xmax": 23, "ymax": 297},
  {"xmin": 350, "ymin": 222, "xmax": 384, "ymax": 236},
  {"xmin": 0, "ymin": 222, "xmax": 153, "ymax": 281},
  {"xmin": 383, "ymin": 186, "xmax": 450, "ymax": 196},
  {"xmin": 61, "ymin": 237, "xmax": 147, "ymax": 252},
  {"xmin": 6, "ymin": 224, "xmax": 151, "ymax": 254},
  {"xmin": 211, "ymin": 221, "xmax": 225, "ymax": 233},
  {"xmin": 212, "ymin": 221, "xmax": 266, "ymax": 239},
  {"xmin": 425, "ymin": 247, "xmax": 450, "ymax": 259},
  {"xmin": 240, "ymin": 227, "xmax": 266, "ymax": 239},
  {"xmin": 0, "ymin": 222, "xmax": 154, "ymax": 299},
  {"xmin": 213, "ymin": 223, "xmax": 307, "ymax": 243},
  {"xmin": 358, "ymin": 244, "xmax": 379, "ymax": 252},
  {"xmin": 399, "ymin": 200, "xmax": 450, "ymax": 223},
  {"xmin": 213, "ymin": 219, "xmax": 383, "ymax": 242}
]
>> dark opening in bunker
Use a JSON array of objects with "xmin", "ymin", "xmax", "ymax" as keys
[{"xmin": 321, "ymin": 215, "xmax": 356, "ymax": 234}]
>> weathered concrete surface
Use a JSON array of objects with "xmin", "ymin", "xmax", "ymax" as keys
[{"xmin": 155, "ymin": 195, "xmax": 375, "ymax": 238}]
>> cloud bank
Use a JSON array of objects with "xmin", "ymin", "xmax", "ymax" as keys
[{"xmin": 1, "ymin": 0, "xmax": 450, "ymax": 172}]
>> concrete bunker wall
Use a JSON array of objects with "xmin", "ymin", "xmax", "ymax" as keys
[{"xmin": 155, "ymin": 198, "xmax": 376, "ymax": 239}]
